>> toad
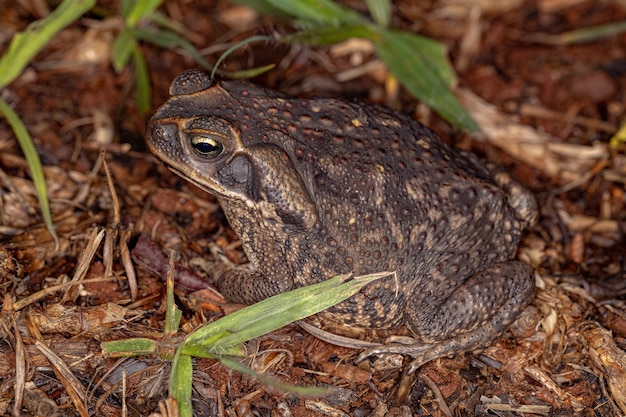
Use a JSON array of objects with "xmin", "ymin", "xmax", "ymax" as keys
[{"xmin": 146, "ymin": 69, "xmax": 537, "ymax": 370}]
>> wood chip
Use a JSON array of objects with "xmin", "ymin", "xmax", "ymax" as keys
[{"xmin": 579, "ymin": 322, "xmax": 626, "ymax": 415}]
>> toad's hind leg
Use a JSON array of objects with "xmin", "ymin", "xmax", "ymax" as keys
[{"xmin": 358, "ymin": 261, "xmax": 535, "ymax": 373}]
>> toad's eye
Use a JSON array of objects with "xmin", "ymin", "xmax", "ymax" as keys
[{"xmin": 190, "ymin": 136, "xmax": 224, "ymax": 158}]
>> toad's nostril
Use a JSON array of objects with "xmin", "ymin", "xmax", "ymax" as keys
[{"xmin": 151, "ymin": 123, "xmax": 177, "ymax": 141}]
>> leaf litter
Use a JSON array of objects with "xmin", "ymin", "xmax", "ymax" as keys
[{"xmin": 1, "ymin": 0, "xmax": 626, "ymax": 415}]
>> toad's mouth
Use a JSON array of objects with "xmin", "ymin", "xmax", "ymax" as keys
[{"xmin": 153, "ymin": 154, "xmax": 243, "ymax": 203}]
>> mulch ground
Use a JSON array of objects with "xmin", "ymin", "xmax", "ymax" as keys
[{"xmin": 1, "ymin": 0, "xmax": 626, "ymax": 416}]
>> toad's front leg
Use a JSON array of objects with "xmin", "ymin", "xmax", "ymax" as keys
[{"xmin": 210, "ymin": 262, "xmax": 296, "ymax": 305}]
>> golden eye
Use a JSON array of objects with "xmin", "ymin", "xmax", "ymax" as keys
[{"xmin": 190, "ymin": 136, "xmax": 224, "ymax": 158}]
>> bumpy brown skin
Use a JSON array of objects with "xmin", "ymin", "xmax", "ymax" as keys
[{"xmin": 146, "ymin": 69, "xmax": 538, "ymax": 370}]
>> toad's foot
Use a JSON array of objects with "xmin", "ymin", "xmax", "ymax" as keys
[{"xmin": 356, "ymin": 327, "xmax": 497, "ymax": 374}]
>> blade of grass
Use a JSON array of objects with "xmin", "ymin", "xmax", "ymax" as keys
[
  {"xmin": 183, "ymin": 272, "xmax": 389, "ymax": 354},
  {"xmin": 263, "ymin": 0, "xmax": 366, "ymax": 25},
  {"xmin": 163, "ymin": 272, "xmax": 182, "ymax": 335},
  {"xmin": 375, "ymin": 29, "xmax": 478, "ymax": 131},
  {"xmin": 112, "ymin": 28, "xmax": 136, "ymax": 72},
  {"xmin": 123, "ymin": 0, "xmax": 164, "ymax": 27},
  {"xmin": 169, "ymin": 347, "xmax": 193, "ymax": 417},
  {"xmin": 184, "ymin": 274, "xmax": 354, "ymax": 347},
  {"xmin": 0, "ymin": 0, "xmax": 95, "ymax": 88},
  {"xmin": 133, "ymin": 27, "xmax": 214, "ymax": 70},
  {"xmin": 150, "ymin": 11, "xmax": 197, "ymax": 38},
  {"xmin": 210, "ymin": 35, "xmax": 270, "ymax": 80},
  {"xmin": 559, "ymin": 20, "xmax": 626, "ymax": 44},
  {"xmin": 0, "ymin": 0, "xmax": 94, "ymax": 246},
  {"xmin": 132, "ymin": 45, "xmax": 152, "ymax": 115},
  {"xmin": 226, "ymin": 64, "xmax": 276, "ymax": 79},
  {"xmin": 229, "ymin": 0, "xmax": 292, "ymax": 16},
  {"xmin": 280, "ymin": 24, "xmax": 378, "ymax": 45},
  {"xmin": 609, "ymin": 119, "xmax": 626, "ymax": 149},
  {"xmin": 391, "ymin": 31, "xmax": 457, "ymax": 88},
  {"xmin": 365, "ymin": 0, "xmax": 390, "ymax": 27},
  {"xmin": 101, "ymin": 338, "xmax": 158, "ymax": 357},
  {"xmin": 134, "ymin": 28, "xmax": 274, "ymax": 79},
  {"xmin": 0, "ymin": 99, "xmax": 59, "ymax": 246}
]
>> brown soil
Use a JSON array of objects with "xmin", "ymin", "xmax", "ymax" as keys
[{"xmin": 1, "ymin": 0, "xmax": 626, "ymax": 416}]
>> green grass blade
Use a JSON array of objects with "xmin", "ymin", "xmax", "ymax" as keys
[
  {"xmin": 112, "ymin": 28, "xmax": 135, "ymax": 72},
  {"xmin": 183, "ymin": 272, "xmax": 388, "ymax": 354},
  {"xmin": 133, "ymin": 27, "xmax": 214, "ymax": 70},
  {"xmin": 0, "ymin": 99, "xmax": 59, "ymax": 245},
  {"xmin": 365, "ymin": 0, "xmax": 390, "ymax": 27},
  {"xmin": 0, "ymin": 0, "xmax": 93, "ymax": 247},
  {"xmin": 559, "ymin": 20, "xmax": 626, "ymax": 44},
  {"xmin": 164, "ymin": 271, "xmax": 182, "ymax": 335},
  {"xmin": 263, "ymin": 0, "xmax": 366, "ymax": 25},
  {"xmin": 280, "ymin": 24, "xmax": 378, "ymax": 45},
  {"xmin": 609, "ymin": 119, "xmax": 626, "ymax": 149},
  {"xmin": 101, "ymin": 338, "xmax": 158, "ymax": 357},
  {"xmin": 210, "ymin": 35, "xmax": 270, "ymax": 80},
  {"xmin": 169, "ymin": 348, "xmax": 193, "ymax": 417},
  {"xmin": 134, "ymin": 29, "xmax": 274, "ymax": 79},
  {"xmin": 123, "ymin": 0, "xmax": 164, "ymax": 27},
  {"xmin": 150, "ymin": 11, "xmax": 196, "ymax": 38},
  {"xmin": 183, "ymin": 340, "xmax": 245, "ymax": 358},
  {"xmin": 121, "ymin": 0, "xmax": 132, "ymax": 19},
  {"xmin": 132, "ymin": 46, "xmax": 152, "ymax": 115},
  {"xmin": 183, "ymin": 274, "xmax": 348, "ymax": 347},
  {"xmin": 229, "ymin": 0, "xmax": 291, "ymax": 16},
  {"xmin": 0, "ymin": 0, "xmax": 95, "ymax": 89},
  {"xmin": 391, "ymin": 30, "xmax": 457, "ymax": 88},
  {"xmin": 375, "ymin": 29, "xmax": 478, "ymax": 131},
  {"xmin": 226, "ymin": 64, "xmax": 276, "ymax": 79}
]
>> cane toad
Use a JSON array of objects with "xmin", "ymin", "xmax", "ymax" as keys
[{"xmin": 146, "ymin": 69, "xmax": 537, "ymax": 370}]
